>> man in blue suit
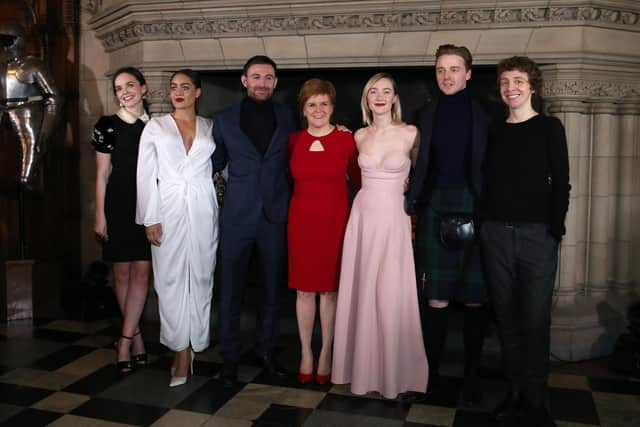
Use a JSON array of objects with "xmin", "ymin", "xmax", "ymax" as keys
[{"xmin": 212, "ymin": 55, "xmax": 297, "ymax": 387}]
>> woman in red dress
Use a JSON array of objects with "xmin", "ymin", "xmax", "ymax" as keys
[{"xmin": 288, "ymin": 79, "xmax": 360, "ymax": 384}]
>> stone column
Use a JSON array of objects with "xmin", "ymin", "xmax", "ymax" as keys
[
  {"xmin": 543, "ymin": 65, "xmax": 640, "ymax": 300},
  {"xmin": 543, "ymin": 64, "xmax": 640, "ymax": 360},
  {"xmin": 142, "ymin": 70, "xmax": 173, "ymax": 115},
  {"xmin": 615, "ymin": 102, "xmax": 640, "ymax": 293},
  {"xmin": 588, "ymin": 103, "xmax": 619, "ymax": 297},
  {"xmin": 633, "ymin": 105, "xmax": 640, "ymax": 288},
  {"xmin": 546, "ymin": 100, "xmax": 590, "ymax": 304}
]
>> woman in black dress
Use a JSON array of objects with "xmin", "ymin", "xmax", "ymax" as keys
[{"xmin": 92, "ymin": 67, "xmax": 152, "ymax": 373}]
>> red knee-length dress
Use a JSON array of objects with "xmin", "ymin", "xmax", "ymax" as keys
[{"xmin": 288, "ymin": 128, "xmax": 360, "ymax": 292}]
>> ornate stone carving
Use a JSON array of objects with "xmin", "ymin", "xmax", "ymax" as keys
[
  {"xmin": 544, "ymin": 79, "xmax": 640, "ymax": 100},
  {"xmin": 93, "ymin": 4, "xmax": 640, "ymax": 52},
  {"xmin": 84, "ymin": 0, "xmax": 101, "ymax": 15}
]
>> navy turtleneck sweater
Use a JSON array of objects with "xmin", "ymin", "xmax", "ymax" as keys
[
  {"xmin": 240, "ymin": 97, "xmax": 276, "ymax": 156},
  {"xmin": 429, "ymin": 88, "xmax": 471, "ymax": 188}
]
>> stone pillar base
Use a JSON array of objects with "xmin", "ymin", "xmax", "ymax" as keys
[
  {"xmin": 550, "ymin": 292, "xmax": 637, "ymax": 361},
  {"xmin": 2, "ymin": 260, "xmax": 35, "ymax": 321}
]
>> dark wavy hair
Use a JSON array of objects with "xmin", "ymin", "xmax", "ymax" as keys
[
  {"xmin": 112, "ymin": 66, "xmax": 149, "ymax": 113},
  {"xmin": 497, "ymin": 56, "xmax": 543, "ymax": 111},
  {"xmin": 170, "ymin": 68, "xmax": 202, "ymax": 89},
  {"xmin": 242, "ymin": 55, "xmax": 277, "ymax": 76}
]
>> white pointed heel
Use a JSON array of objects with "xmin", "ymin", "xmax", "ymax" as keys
[
  {"xmin": 169, "ymin": 349, "xmax": 195, "ymax": 388},
  {"xmin": 169, "ymin": 375, "xmax": 187, "ymax": 387}
]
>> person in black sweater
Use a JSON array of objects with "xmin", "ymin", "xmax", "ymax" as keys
[{"xmin": 480, "ymin": 56, "xmax": 570, "ymax": 427}]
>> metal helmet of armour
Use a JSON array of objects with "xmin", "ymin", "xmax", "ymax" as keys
[{"xmin": 0, "ymin": 22, "xmax": 26, "ymax": 58}]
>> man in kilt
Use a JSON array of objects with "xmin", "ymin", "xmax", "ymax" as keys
[{"xmin": 405, "ymin": 44, "xmax": 490, "ymax": 405}]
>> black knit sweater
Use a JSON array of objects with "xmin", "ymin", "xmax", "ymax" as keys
[
  {"xmin": 483, "ymin": 114, "xmax": 570, "ymax": 240},
  {"xmin": 240, "ymin": 97, "xmax": 276, "ymax": 156}
]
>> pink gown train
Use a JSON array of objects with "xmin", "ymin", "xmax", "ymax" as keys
[{"xmin": 332, "ymin": 152, "xmax": 429, "ymax": 399}]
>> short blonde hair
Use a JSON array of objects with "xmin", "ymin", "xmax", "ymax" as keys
[{"xmin": 360, "ymin": 72, "xmax": 402, "ymax": 126}]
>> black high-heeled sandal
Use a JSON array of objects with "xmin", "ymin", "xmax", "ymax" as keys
[
  {"xmin": 117, "ymin": 335, "xmax": 134, "ymax": 373},
  {"xmin": 132, "ymin": 330, "xmax": 148, "ymax": 366}
]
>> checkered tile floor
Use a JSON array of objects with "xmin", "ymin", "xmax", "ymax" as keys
[{"xmin": 0, "ymin": 316, "xmax": 638, "ymax": 426}]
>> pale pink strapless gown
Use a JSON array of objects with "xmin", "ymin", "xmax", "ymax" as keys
[{"xmin": 332, "ymin": 152, "xmax": 429, "ymax": 399}]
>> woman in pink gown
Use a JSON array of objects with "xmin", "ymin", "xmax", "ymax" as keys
[{"xmin": 332, "ymin": 72, "xmax": 428, "ymax": 399}]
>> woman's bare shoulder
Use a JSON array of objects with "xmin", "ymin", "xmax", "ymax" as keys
[
  {"xmin": 399, "ymin": 123, "xmax": 418, "ymax": 138},
  {"xmin": 354, "ymin": 127, "xmax": 369, "ymax": 143}
]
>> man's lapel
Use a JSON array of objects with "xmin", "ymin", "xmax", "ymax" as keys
[{"xmin": 263, "ymin": 103, "xmax": 285, "ymax": 159}]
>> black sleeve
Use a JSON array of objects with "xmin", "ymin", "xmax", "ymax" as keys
[
  {"xmin": 91, "ymin": 116, "xmax": 116, "ymax": 153},
  {"xmin": 211, "ymin": 115, "xmax": 228, "ymax": 172},
  {"xmin": 404, "ymin": 108, "xmax": 430, "ymax": 215},
  {"xmin": 548, "ymin": 116, "xmax": 571, "ymax": 241}
]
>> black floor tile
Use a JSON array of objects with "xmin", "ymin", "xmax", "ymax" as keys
[
  {"xmin": 403, "ymin": 422, "xmax": 440, "ymax": 427},
  {"xmin": 175, "ymin": 378, "xmax": 243, "ymax": 414},
  {"xmin": 0, "ymin": 403, "xmax": 23, "ymax": 423},
  {"xmin": 140, "ymin": 340, "xmax": 167, "ymax": 356},
  {"xmin": 422, "ymin": 376, "xmax": 463, "ymax": 408},
  {"xmin": 0, "ymin": 383, "xmax": 53, "ymax": 406},
  {"xmin": 115, "ymin": 337, "xmax": 167, "ymax": 357},
  {"xmin": 252, "ymin": 370, "xmax": 310, "ymax": 389},
  {"xmin": 63, "ymin": 364, "xmax": 124, "ymax": 395},
  {"xmin": 588, "ymin": 376, "xmax": 640, "ymax": 395},
  {"xmin": 0, "ymin": 408, "xmax": 61, "ymax": 427},
  {"xmin": 549, "ymin": 387, "xmax": 600, "ymax": 425},
  {"xmin": 318, "ymin": 393, "xmax": 410, "ymax": 420},
  {"xmin": 71, "ymin": 397, "xmax": 167, "ymax": 425},
  {"xmin": 32, "ymin": 329, "xmax": 86, "ymax": 343},
  {"xmin": 149, "ymin": 355, "xmax": 221, "ymax": 378},
  {"xmin": 452, "ymin": 409, "xmax": 495, "ymax": 427},
  {"xmin": 193, "ymin": 360, "xmax": 222, "ymax": 378},
  {"xmin": 253, "ymin": 404, "xmax": 313, "ymax": 427},
  {"xmin": 95, "ymin": 324, "xmax": 121, "ymax": 337},
  {"xmin": 32, "ymin": 318, "xmax": 57, "ymax": 327},
  {"xmin": 147, "ymin": 355, "xmax": 174, "ymax": 371},
  {"xmin": 255, "ymin": 372, "xmax": 333, "ymax": 391},
  {"xmin": 29, "ymin": 345, "xmax": 95, "ymax": 371}
]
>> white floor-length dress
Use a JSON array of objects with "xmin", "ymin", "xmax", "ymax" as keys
[{"xmin": 136, "ymin": 114, "xmax": 218, "ymax": 352}]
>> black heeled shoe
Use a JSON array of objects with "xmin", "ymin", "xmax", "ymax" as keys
[
  {"xmin": 117, "ymin": 335, "xmax": 134, "ymax": 374},
  {"xmin": 131, "ymin": 330, "xmax": 148, "ymax": 367}
]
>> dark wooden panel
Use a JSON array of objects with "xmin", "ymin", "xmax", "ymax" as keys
[{"xmin": 0, "ymin": 0, "xmax": 80, "ymax": 318}]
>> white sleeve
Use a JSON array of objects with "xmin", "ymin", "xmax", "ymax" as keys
[{"xmin": 136, "ymin": 119, "xmax": 162, "ymax": 226}]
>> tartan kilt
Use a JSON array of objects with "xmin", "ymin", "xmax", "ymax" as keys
[{"xmin": 414, "ymin": 186, "xmax": 487, "ymax": 303}]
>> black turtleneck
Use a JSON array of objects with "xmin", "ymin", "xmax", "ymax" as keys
[
  {"xmin": 240, "ymin": 97, "xmax": 276, "ymax": 156},
  {"xmin": 429, "ymin": 88, "xmax": 471, "ymax": 188}
]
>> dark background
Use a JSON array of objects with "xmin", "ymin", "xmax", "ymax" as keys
[{"xmin": 198, "ymin": 66, "xmax": 506, "ymax": 128}]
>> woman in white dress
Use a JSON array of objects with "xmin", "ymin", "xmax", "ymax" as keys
[{"xmin": 136, "ymin": 69, "xmax": 218, "ymax": 387}]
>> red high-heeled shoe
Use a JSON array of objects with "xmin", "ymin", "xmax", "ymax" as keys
[
  {"xmin": 298, "ymin": 372, "xmax": 313, "ymax": 384},
  {"xmin": 315, "ymin": 372, "xmax": 331, "ymax": 385}
]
